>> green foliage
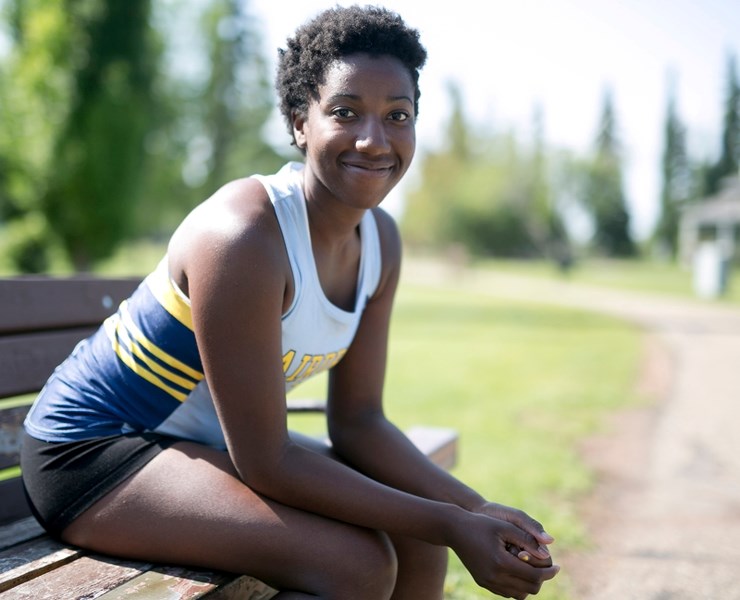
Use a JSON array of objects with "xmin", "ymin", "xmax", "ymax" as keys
[
  {"xmin": 402, "ymin": 82, "xmax": 570, "ymax": 261},
  {"xmin": 0, "ymin": 1, "xmax": 78, "ymax": 272},
  {"xmin": 200, "ymin": 0, "xmax": 282, "ymax": 191},
  {"xmin": 0, "ymin": 211, "xmax": 51, "ymax": 272},
  {"xmin": 703, "ymin": 52, "xmax": 740, "ymax": 195},
  {"xmin": 572, "ymin": 89, "xmax": 637, "ymax": 257},
  {"xmin": 0, "ymin": 0, "xmax": 158, "ymax": 271},
  {"xmin": 130, "ymin": 0, "xmax": 285, "ymax": 237},
  {"xmin": 0, "ymin": 0, "xmax": 284, "ymax": 273},
  {"xmin": 654, "ymin": 80, "xmax": 692, "ymax": 258}
]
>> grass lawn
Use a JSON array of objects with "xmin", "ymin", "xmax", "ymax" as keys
[
  {"xmin": 474, "ymin": 255, "xmax": 740, "ymax": 305},
  {"xmin": 290, "ymin": 278, "xmax": 646, "ymax": 599}
]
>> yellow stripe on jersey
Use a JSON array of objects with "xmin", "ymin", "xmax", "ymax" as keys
[
  {"xmin": 120, "ymin": 303, "xmax": 204, "ymax": 382},
  {"xmin": 147, "ymin": 260, "xmax": 194, "ymax": 331},
  {"xmin": 105, "ymin": 315, "xmax": 188, "ymax": 402},
  {"xmin": 114, "ymin": 319, "xmax": 198, "ymax": 391}
]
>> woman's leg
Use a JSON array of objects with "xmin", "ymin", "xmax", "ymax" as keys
[
  {"xmin": 61, "ymin": 441, "xmax": 397, "ymax": 600},
  {"xmin": 292, "ymin": 432, "xmax": 449, "ymax": 599},
  {"xmin": 388, "ymin": 533, "xmax": 448, "ymax": 600}
]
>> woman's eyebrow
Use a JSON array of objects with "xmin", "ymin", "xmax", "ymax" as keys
[{"xmin": 325, "ymin": 92, "xmax": 413, "ymax": 104}]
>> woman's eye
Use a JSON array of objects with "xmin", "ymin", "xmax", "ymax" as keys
[
  {"xmin": 333, "ymin": 108, "xmax": 356, "ymax": 118},
  {"xmin": 389, "ymin": 111, "xmax": 410, "ymax": 122}
]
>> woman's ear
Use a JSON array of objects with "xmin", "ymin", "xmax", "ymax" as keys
[{"xmin": 292, "ymin": 110, "xmax": 307, "ymax": 150}]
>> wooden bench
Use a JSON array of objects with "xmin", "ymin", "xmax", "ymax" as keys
[{"xmin": 0, "ymin": 276, "xmax": 458, "ymax": 599}]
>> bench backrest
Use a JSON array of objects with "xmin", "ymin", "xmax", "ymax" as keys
[{"xmin": 0, "ymin": 276, "xmax": 141, "ymax": 526}]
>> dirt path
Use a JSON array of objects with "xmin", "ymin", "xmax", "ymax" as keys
[
  {"xmin": 403, "ymin": 259, "xmax": 740, "ymax": 598},
  {"xmin": 457, "ymin": 268, "xmax": 740, "ymax": 600}
]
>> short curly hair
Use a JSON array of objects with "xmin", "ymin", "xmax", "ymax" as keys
[{"xmin": 275, "ymin": 4, "xmax": 427, "ymax": 147}]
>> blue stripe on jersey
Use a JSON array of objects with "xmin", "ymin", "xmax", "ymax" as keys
[{"xmin": 102, "ymin": 277, "xmax": 204, "ymax": 404}]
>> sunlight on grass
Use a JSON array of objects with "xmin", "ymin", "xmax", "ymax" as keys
[
  {"xmin": 475, "ymin": 256, "xmax": 740, "ymax": 304},
  {"xmin": 290, "ymin": 276, "xmax": 646, "ymax": 600},
  {"xmin": 388, "ymin": 283, "xmax": 643, "ymax": 599}
]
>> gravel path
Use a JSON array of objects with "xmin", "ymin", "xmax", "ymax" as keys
[{"xmin": 457, "ymin": 268, "xmax": 740, "ymax": 600}]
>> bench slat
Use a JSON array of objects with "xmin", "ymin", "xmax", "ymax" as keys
[
  {"xmin": 0, "ymin": 278, "xmax": 140, "ymax": 334},
  {"xmin": 0, "ymin": 517, "xmax": 44, "ymax": 551},
  {"xmin": 1, "ymin": 404, "xmax": 30, "ymax": 469},
  {"xmin": 0, "ymin": 478, "xmax": 31, "ymax": 527},
  {"xmin": 203, "ymin": 576, "xmax": 278, "ymax": 599},
  {"xmin": 96, "ymin": 565, "xmax": 238, "ymax": 599},
  {"xmin": 0, "ymin": 537, "xmax": 81, "ymax": 593},
  {"xmin": 405, "ymin": 426, "xmax": 458, "ymax": 471},
  {"xmin": 5, "ymin": 554, "xmax": 154, "ymax": 599},
  {"xmin": 0, "ymin": 328, "xmax": 97, "ymax": 399}
]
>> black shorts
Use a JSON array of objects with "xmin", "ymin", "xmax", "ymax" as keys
[{"xmin": 20, "ymin": 431, "xmax": 179, "ymax": 538}]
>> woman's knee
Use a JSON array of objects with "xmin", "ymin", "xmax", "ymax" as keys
[
  {"xmin": 316, "ymin": 528, "xmax": 397, "ymax": 599},
  {"xmin": 391, "ymin": 535, "xmax": 448, "ymax": 598}
]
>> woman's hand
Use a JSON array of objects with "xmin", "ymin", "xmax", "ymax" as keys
[
  {"xmin": 472, "ymin": 501, "xmax": 555, "ymax": 563},
  {"xmin": 450, "ymin": 511, "xmax": 559, "ymax": 599}
]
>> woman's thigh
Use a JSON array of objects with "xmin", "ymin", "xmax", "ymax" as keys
[{"xmin": 61, "ymin": 441, "xmax": 396, "ymax": 596}]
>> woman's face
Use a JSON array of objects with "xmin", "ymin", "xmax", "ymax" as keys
[{"xmin": 293, "ymin": 53, "xmax": 417, "ymax": 209}]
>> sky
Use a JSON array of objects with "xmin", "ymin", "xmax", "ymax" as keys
[{"xmin": 248, "ymin": 0, "xmax": 740, "ymax": 241}]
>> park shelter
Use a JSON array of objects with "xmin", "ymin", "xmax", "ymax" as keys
[{"xmin": 679, "ymin": 175, "xmax": 740, "ymax": 267}]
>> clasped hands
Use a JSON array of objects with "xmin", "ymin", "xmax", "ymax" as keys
[{"xmin": 455, "ymin": 501, "xmax": 560, "ymax": 599}]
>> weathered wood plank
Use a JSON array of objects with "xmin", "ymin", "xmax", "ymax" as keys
[
  {"xmin": 0, "ymin": 329, "xmax": 97, "ymax": 399},
  {"xmin": 0, "ymin": 537, "xmax": 81, "ymax": 593},
  {"xmin": 96, "ymin": 564, "xmax": 238, "ymax": 599},
  {"xmin": 406, "ymin": 426, "xmax": 458, "ymax": 470},
  {"xmin": 0, "ymin": 278, "xmax": 140, "ymax": 334},
  {"xmin": 203, "ymin": 575, "xmax": 278, "ymax": 600},
  {"xmin": 0, "ymin": 517, "xmax": 44, "ymax": 551},
  {"xmin": 4, "ymin": 554, "xmax": 152, "ymax": 599},
  {"xmin": 0, "ymin": 478, "xmax": 32, "ymax": 527},
  {"xmin": 0, "ymin": 404, "xmax": 30, "ymax": 469}
]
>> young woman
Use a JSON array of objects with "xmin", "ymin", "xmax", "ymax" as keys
[{"xmin": 22, "ymin": 6, "xmax": 559, "ymax": 598}]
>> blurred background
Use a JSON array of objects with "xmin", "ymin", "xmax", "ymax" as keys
[
  {"xmin": 1, "ymin": 0, "xmax": 739, "ymax": 291},
  {"xmin": 3, "ymin": 3, "xmax": 739, "ymax": 598}
]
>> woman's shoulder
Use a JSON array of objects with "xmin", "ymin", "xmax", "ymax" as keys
[
  {"xmin": 168, "ymin": 176, "xmax": 288, "ymax": 290},
  {"xmin": 370, "ymin": 206, "xmax": 402, "ymax": 260},
  {"xmin": 368, "ymin": 207, "xmax": 402, "ymax": 297},
  {"xmin": 182, "ymin": 177, "xmax": 278, "ymax": 242}
]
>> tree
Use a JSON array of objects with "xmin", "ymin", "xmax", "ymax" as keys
[
  {"xmin": 197, "ymin": 0, "xmax": 283, "ymax": 194},
  {"xmin": 654, "ymin": 76, "xmax": 691, "ymax": 258},
  {"xmin": 0, "ymin": 1, "xmax": 161, "ymax": 272},
  {"xmin": 40, "ymin": 0, "xmax": 159, "ymax": 271},
  {"xmin": 1, "ymin": 0, "xmax": 283, "ymax": 272},
  {"xmin": 704, "ymin": 52, "xmax": 740, "ymax": 195},
  {"xmin": 580, "ymin": 89, "xmax": 636, "ymax": 257},
  {"xmin": 0, "ymin": 0, "xmax": 82, "ymax": 271},
  {"xmin": 129, "ymin": 0, "xmax": 283, "ymax": 237},
  {"xmin": 527, "ymin": 104, "xmax": 570, "ymax": 267},
  {"xmin": 402, "ymin": 82, "xmax": 568, "ymax": 259}
]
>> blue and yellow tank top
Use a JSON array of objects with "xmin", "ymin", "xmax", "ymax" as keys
[{"xmin": 24, "ymin": 162, "xmax": 382, "ymax": 448}]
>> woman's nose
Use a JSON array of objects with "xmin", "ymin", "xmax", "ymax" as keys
[{"xmin": 355, "ymin": 118, "xmax": 390, "ymax": 153}]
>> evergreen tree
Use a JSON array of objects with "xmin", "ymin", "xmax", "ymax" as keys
[
  {"xmin": 402, "ymin": 84, "xmax": 566, "ymax": 259},
  {"xmin": 654, "ymin": 77, "xmax": 691, "ymax": 258},
  {"xmin": 0, "ymin": 0, "xmax": 83, "ymax": 271},
  {"xmin": 582, "ymin": 89, "xmax": 636, "ymax": 257},
  {"xmin": 445, "ymin": 80, "xmax": 471, "ymax": 161},
  {"xmin": 198, "ymin": 0, "xmax": 282, "ymax": 194},
  {"xmin": 704, "ymin": 52, "xmax": 740, "ymax": 195},
  {"xmin": 527, "ymin": 104, "xmax": 570, "ymax": 266},
  {"xmin": 1, "ymin": 0, "xmax": 282, "ymax": 272},
  {"xmin": 40, "ymin": 0, "xmax": 160, "ymax": 271}
]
